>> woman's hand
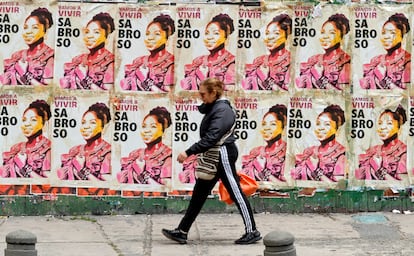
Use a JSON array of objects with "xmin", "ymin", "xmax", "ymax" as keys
[
  {"xmin": 377, "ymin": 63, "xmax": 386, "ymax": 77},
  {"xmin": 177, "ymin": 152, "xmax": 188, "ymax": 163},
  {"xmin": 257, "ymin": 156, "xmax": 266, "ymax": 169},
  {"xmin": 139, "ymin": 65, "xmax": 149, "ymax": 79},
  {"xmin": 75, "ymin": 155, "xmax": 86, "ymax": 168},
  {"xmin": 373, "ymin": 154, "xmax": 382, "ymax": 167},
  {"xmin": 17, "ymin": 152, "xmax": 27, "ymax": 166},
  {"xmin": 18, "ymin": 59, "xmax": 28, "ymax": 73},
  {"xmin": 78, "ymin": 64, "xmax": 88, "ymax": 77},
  {"xmin": 314, "ymin": 63, "xmax": 324, "ymax": 77},
  {"xmin": 259, "ymin": 65, "xmax": 269, "ymax": 79},
  {"xmin": 135, "ymin": 158, "xmax": 145, "ymax": 170},
  {"xmin": 199, "ymin": 65, "xmax": 208, "ymax": 79},
  {"xmin": 310, "ymin": 155, "xmax": 319, "ymax": 169}
]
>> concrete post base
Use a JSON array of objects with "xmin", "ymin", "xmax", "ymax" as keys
[
  {"xmin": 5, "ymin": 230, "xmax": 37, "ymax": 256},
  {"xmin": 263, "ymin": 230, "xmax": 296, "ymax": 256}
]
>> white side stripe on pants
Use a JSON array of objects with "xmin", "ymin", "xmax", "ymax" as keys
[{"xmin": 220, "ymin": 145, "xmax": 253, "ymax": 233}]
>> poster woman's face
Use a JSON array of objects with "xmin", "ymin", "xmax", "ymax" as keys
[
  {"xmin": 141, "ymin": 115, "xmax": 163, "ymax": 144},
  {"xmin": 204, "ymin": 22, "xmax": 226, "ymax": 51},
  {"xmin": 21, "ymin": 109, "xmax": 43, "ymax": 137},
  {"xmin": 377, "ymin": 112, "xmax": 399, "ymax": 140},
  {"xmin": 381, "ymin": 22, "xmax": 403, "ymax": 50},
  {"xmin": 23, "ymin": 17, "xmax": 45, "ymax": 45},
  {"xmin": 315, "ymin": 113, "xmax": 337, "ymax": 141},
  {"xmin": 83, "ymin": 21, "xmax": 106, "ymax": 49},
  {"xmin": 319, "ymin": 22, "xmax": 342, "ymax": 50},
  {"xmin": 264, "ymin": 22, "xmax": 286, "ymax": 51},
  {"xmin": 80, "ymin": 111, "xmax": 103, "ymax": 140},
  {"xmin": 260, "ymin": 112, "xmax": 283, "ymax": 141},
  {"xmin": 145, "ymin": 22, "xmax": 167, "ymax": 51}
]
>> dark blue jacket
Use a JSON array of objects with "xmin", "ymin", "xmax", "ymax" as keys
[{"xmin": 185, "ymin": 98, "xmax": 236, "ymax": 156}]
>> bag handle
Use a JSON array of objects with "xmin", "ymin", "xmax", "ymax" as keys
[{"xmin": 216, "ymin": 107, "xmax": 236, "ymax": 146}]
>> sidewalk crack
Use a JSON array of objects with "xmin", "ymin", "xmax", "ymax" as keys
[
  {"xmin": 143, "ymin": 214, "xmax": 153, "ymax": 256},
  {"xmin": 96, "ymin": 217, "xmax": 124, "ymax": 256}
]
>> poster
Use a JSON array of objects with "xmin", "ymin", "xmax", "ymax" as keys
[
  {"xmin": 349, "ymin": 95, "xmax": 409, "ymax": 188},
  {"xmin": 238, "ymin": 3, "xmax": 292, "ymax": 92},
  {"xmin": 0, "ymin": 1, "xmax": 56, "ymax": 86},
  {"xmin": 293, "ymin": 3, "xmax": 351, "ymax": 92},
  {"xmin": 111, "ymin": 94, "xmax": 172, "ymax": 192},
  {"xmin": 352, "ymin": 4, "xmax": 411, "ymax": 95},
  {"xmin": 54, "ymin": 2, "xmax": 116, "ymax": 91},
  {"xmin": 50, "ymin": 91, "xmax": 113, "ymax": 188},
  {"xmin": 234, "ymin": 93, "xmax": 292, "ymax": 190},
  {"xmin": 0, "ymin": 88, "xmax": 51, "ymax": 185},
  {"xmin": 286, "ymin": 93, "xmax": 348, "ymax": 189},
  {"xmin": 115, "ymin": 4, "xmax": 176, "ymax": 93},
  {"xmin": 175, "ymin": 3, "xmax": 238, "ymax": 92}
]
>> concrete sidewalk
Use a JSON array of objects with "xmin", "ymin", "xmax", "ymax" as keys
[{"xmin": 1, "ymin": 212, "xmax": 414, "ymax": 256}]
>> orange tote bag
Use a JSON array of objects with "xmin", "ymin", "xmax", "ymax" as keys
[{"xmin": 218, "ymin": 173, "xmax": 258, "ymax": 205}]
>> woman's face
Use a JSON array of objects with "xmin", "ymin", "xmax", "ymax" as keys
[
  {"xmin": 83, "ymin": 21, "xmax": 106, "ymax": 49},
  {"xmin": 80, "ymin": 111, "xmax": 103, "ymax": 140},
  {"xmin": 264, "ymin": 22, "xmax": 286, "ymax": 51},
  {"xmin": 381, "ymin": 22, "xmax": 403, "ymax": 50},
  {"xmin": 319, "ymin": 22, "xmax": 342, "ymax": 50},
  {"xmin": 141, "ymin": 115, "xmax": 163, "ymax": 144},
  {"xmin": 198, "ymin": 84, "xmax": 217, "ymax": 104},
  {"xmin": 203, "ymin": 22, "xmax": 226, "ymax": 51},
  {"xmin": 23, "ymin": 17, "xmax": 45, "ymax": 45},
  {"xmin": 377, "ymin": 112, "xmax": 399, "ymax": 140},
  {"xmin": 314, "ymin": 113, "xmax": 337, "ymax": 141},
  {"xmin": 144, "ymin": 22, "xmax": 167, "ymax": 51},
  {"xmin": 260, "ymin": 112, "xmax": 283, "ymax": 141},
  {"xmin": 21, "ymin": 109, "xmax": 43, "ymax": 137}
]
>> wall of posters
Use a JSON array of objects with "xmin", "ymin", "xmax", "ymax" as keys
[{"xmin": 0, "ymin": 1, "xmax": 414, "ymax": 198}]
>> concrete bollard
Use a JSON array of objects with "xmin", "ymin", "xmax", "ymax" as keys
[
  {"xmin": 4, "ymin": 229, "xmax": 37, "ymax": 256},
  {"xmin": 263, "ymin": 230, "xmax": 296, "ymax": 256}
]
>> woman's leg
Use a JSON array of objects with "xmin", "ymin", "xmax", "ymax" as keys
[
  {"xmin": 219, "ymin": 144, "xmax": 256, "ymax": 233},
  {"xmin": 177, "ymin": 177, "xmax": 217, "ymax": 232}
]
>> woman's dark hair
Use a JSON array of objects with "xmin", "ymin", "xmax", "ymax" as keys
[
  {"xmin": 210, "ymin": 13, "xmax": 234, "ymax": 38},
  {"xmin": 147, "ymin": 106, "xmax": 172, "ymax": 131},
  {"xmin": 89, "ymin": 12, "xmax": 115, "ymax": 37},
  {"xmin": 85, "ymin": 102, "xmax": 111, "ymax": 127},
  {"xmin": 320, "ymin": 104, "xmax": 345, "ymax": 129},
  {"xmin": 324, "ymin": 13, "xmax": 350, "ymax": 38},
  {"xmin": 381, "ymin": 105, "xmax": 407, "ymax": 127},
  {"xmin": 200, "ymin": 77, "xmax": 224, "ymax": 99},
  {"xmin": 28, "ymin": 7, "xmax": 53, "ymax": 32},
  {"xmin": 266, "ymin": 104, "xmax": 287, "ymax": 129},
  {"xmin": 270, "ymin": 14, "xmax": 292, "ymax": 37},
  {"xmin": 385, "ymin": 13, "xmax": 410, "ymax": 35},
  {"xmin": 25, "ymin": 99, "xmax": 51, "ymax": 124},
  {"xmin": 151, "ymin": 14, "xmax": 175, "ymax": 39}
]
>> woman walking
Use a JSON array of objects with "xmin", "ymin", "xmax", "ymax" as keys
[{"xmin": 162, "ymin": 78, "xmax": 260, "ymax": 245}]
